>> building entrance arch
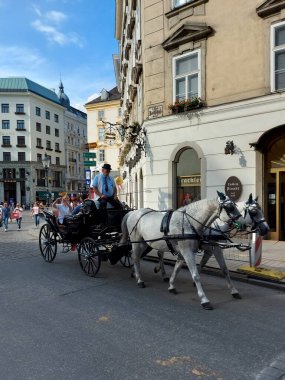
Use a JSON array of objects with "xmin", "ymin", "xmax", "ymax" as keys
[
  {"xmin": 174, "ymin": 147, "xmax": 201, "ymax": 208},
  {"xmin": 259, "ymin": 126, "xmax": 285, "ymax": 240}
]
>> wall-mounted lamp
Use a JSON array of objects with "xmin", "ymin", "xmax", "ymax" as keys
[{"xmin": 224, "ymin": 140, "xmax": 236, "ymax": 155}]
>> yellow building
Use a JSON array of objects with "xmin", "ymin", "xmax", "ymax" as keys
[{"xmin": 85, "ymin": 87, "xmax": 122, "ymax": 179}]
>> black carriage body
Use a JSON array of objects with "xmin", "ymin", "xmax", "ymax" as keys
[{"xmin": 39, "ymin": 207, "xmax": 133, "ymax": 274}]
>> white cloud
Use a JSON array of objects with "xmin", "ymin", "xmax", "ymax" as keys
[
  {"xmin": 31, "ymin": 6, "xmax": 83, "ymax": 47},
  {"xmin": 0, "ymin": 46, "xmax": 45, "ymax": 73},
  {"xmin": 46, "ymin": 10, "xmax": 67, "ymax": 24},
  {"xmin": 31, "ymin": 19, "xmax": 83, "ymax": 47}
]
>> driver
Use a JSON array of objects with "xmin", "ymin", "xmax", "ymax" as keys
[{"xmin": 91, "ymin": 163, "xmax": 122, "ymax": 210}]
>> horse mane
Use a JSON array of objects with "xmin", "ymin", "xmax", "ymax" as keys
[{"xmin": 178, "ymin": 198, "xmax": 218, "ymax": 215}]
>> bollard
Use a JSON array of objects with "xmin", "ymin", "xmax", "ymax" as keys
[{"xmin": 250, "ymin": 232, "xmax": 263, "ymax": 267}]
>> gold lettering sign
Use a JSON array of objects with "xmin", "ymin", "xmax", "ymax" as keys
[{"xmin": 178, "ymin": 175, "xmax": 201, "ymax": 187}]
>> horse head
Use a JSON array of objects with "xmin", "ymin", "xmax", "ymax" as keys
[
  {"xmin": 216, "ymin": 191, "xmax": 242, "ymax": 224},
  {"xmin": 244, "ymin": 194, "xmax": 270, "ymax": 236}
]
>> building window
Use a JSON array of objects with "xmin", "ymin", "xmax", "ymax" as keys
[
  {"xmin": 2, "ymin": 136, "xmax": 11, "ymax": 146},
  {"xmin": 3, "ymin": 152, "xmax": 11, "ymax": 161},
  {"xmin": 55, "ymin": 128, "xmax": 59, "ymax": 137},
  {"xmin": 18, "ymin": 152, "xmax": 26, "ymax": 161},
  {"xmin": 172, "ymin": 0, "xmax": 194, "ymax": 8},
  {"xmin": 54, "ymin": 114, "xmax": 59, "ymax": 123},
  {"xmin": 1, "ymin": 104, "xmax": 9, "ymax": 113},
  {"xmin": 17, "ymin": 136, "xmax": 25, "ymax": 147},
  {"xmin": 36, "ymin": 138, "xmax": 42, "ymax": 148},
  {"xmin": 45, "ymin": 110, "xmax": 50, "ymax": 120},
  {"xmin": 271, "ymin": 22, "xmax": 285, "ymax": 91},
  {"xmin": 36, "ymin": 107, "xmax": 41, "ymax": 116},
  {"xmin": 36, "ymin": 122, "xmax": 41, "ymax": 132},
  {"xmin": 46, "ymin": 140, "xmax": 52, "ymax": 150},
  {"xmin": 98, "ymin": 110, "xmax": 105, "ymax": 121},
  {"xmin": 17, "ymin": 120, "xmax": 25, "ymax": 130},
  {"xmin": 99, "ymin": 149, "xmax": 105, "ymax": 162},
  {"xmin": 16, "ymin": 104, "xmax": 24, "ymax": 113},
  {"xmin": 56, "ymin": 157, "xmax": 60, "ymax": 165},
  {"xmin": 173, "ymin": 50, "xmax": 200, "ymax": 101},
  {"xmin": 19, "ymin": 168, "xmax": 26, "ymax": 179},
  {"xmin": 55, "ymin": 142, "xmax": 60, "ymax": 151},
  {"xmin": 46, "ymin": 125, "xmax": 51, "ymax": 134},
  {"xmin": 37, "ymin": 153, "xmax": 42, "ymax": 162},
  {"xmin": 2, "ymin": 120, "xmax": 10, "ymax": 129},
  {"xmin": 98, "ymin": 128, "xmax": 105, "ymax": 141}
]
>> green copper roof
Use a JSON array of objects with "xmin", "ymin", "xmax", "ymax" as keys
[{"xmin": 0, "ymin": 77, "xmax": 61, "ymax": 105}]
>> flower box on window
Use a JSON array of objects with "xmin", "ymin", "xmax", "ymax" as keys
[{"xmin": 168, "ymin": 97, "xmax": 205, "ymax": 114}]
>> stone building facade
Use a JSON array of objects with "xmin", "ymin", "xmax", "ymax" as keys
[{"xmin": 115, "ymin": 0, "xmax": 285, "ymax": 241}]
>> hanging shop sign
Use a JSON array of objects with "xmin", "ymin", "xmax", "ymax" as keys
[{"xmin": 225, "ymin": 176, "xmax": 242, "ymax": 201}]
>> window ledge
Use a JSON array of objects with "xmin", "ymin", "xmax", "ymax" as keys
[
  {"xmin": 16, "ymin": 144, "xmax": 27, "ymax": 147},
  {"xmin": 166, "ymin": 0, "xmax": 208, "ymax": 18},
  {"xmin": 36, "ymin": 146, "xmax": 44, "ymax": 149},
  {"xmin": 55, "ymin": 149, "xmax": 62, "ymax": 153},
  {"xmin": 16, "ymin": 128, "xmax": 26, "ymax": 131},
  {"xmin": 1, "ymin": 144, "xmax": 12, "ymax": 147},
  {"xmin": 15, "ymin": 112, "xmax": 26, "ymax": 115},
  {"xmin": 46, "ymin": 148, "xmax": 53, "ymax": 151}
]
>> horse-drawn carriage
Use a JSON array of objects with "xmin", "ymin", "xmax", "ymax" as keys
[{"xmin": 39, "ymin": 201, "xmax": 133, "ymax": 276}]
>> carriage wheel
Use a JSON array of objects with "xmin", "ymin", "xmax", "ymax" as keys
[
  {"xmin": 120, "ymin": 250, "xmax": 133, "ymax": 268},
  {"xmin": 78, "ymin": 237, "xmax": 101, "ymax": 277},
  {"xmin": 39, "ymin": 223, "xmax": 57, "ymax": 262}
]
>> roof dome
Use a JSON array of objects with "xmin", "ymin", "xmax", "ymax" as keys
[{"xmin": 58, "ymin": 80, "xmax": 70, "ymax": 108}]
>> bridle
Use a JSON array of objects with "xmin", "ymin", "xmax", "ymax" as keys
[
  {"xmin": 243, "ymin": 201, "xmax": 266, "ymax": 231},
  {"xmin": 218, "ymin": 197, "xmax": 241, "ymax": 223}
]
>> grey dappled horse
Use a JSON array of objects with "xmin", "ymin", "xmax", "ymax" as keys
[
  {"xmin": 158, "ymin": 194, "xmax": 269, "ymax": 300},
  {"xmin": 119, "ymin": 192, "xmax": 242, "ymax": 310}
]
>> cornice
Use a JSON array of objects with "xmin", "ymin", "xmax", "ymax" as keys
[{"xmin": 257, "ymin": 0, "xmax": 285, "ymax": 18}]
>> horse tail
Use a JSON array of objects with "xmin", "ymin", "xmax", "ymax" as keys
[{"xmin": 119, "ymin": 212, "xmax": 131, "ymax": 245}]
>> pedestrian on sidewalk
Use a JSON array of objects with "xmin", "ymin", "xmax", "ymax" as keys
[
  {"xmin": 14, "ymin": 203, "xmax": 23, "ymax": 230},
  {"xmin": 2, "ymin": 202, "xmax": 10, "ymax": 232},
  {"xmin": 31, "ymin": 202, "xmax": 40, "ymax": 228}
]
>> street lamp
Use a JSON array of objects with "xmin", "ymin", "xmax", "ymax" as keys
[{"xmin": 42, "ymin": 154, "xmax": 51, "ymax": 206}]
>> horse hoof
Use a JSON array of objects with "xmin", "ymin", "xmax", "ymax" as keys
[
  {"xmin": 163, "ymin": 277, "xmax": 169, "ymax": 282},
  {"xmin": 154, "ymin": 267, "xmax": 159, "ymax": 274},
  {"xmin": 130, "ymin": 271, "xmax": 135, "ymax": 278},
  {"xmin": 138, "ymin": 282, "xmax": 145, "ymax": 288},
  {"xmin": 232, "ymin": 293, "xmax": 242, "ymax": 299},
  {"xmin": 201, "ymin": 302, "xmax": 214, "ymax": 310},
  {"xmin": 193, "ymin": 282, "xmax": 196, "ymax": 287},
  {"xmin": 169, "ymin": 288, "xmax": 178, "ymax": 294}
]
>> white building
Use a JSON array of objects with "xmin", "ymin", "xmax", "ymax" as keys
[{"xmin": 0, "ymin": 77, "xmax": 87, "ymax": 205}]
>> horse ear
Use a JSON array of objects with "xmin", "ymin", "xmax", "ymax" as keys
[
  {"xmin": 248, "ymin": 193, "xmax": 253, "ymax": 204},
  {"xmin": 255, "ymin": 196, "xmax": 258, "ymax": 202},
  {"xmin": 217, "ymin": 191, "xmax": 226, "ymax": 200}
]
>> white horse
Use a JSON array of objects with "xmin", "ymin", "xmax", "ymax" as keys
[
  {"xmin": 119, "ymin": 191, "xmax": 242, "ymax": 310},
  {"xmin": 158, "ymin": 194, "xmax": 269, "ymax": 299}
]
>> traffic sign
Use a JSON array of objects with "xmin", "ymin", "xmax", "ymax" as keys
[
  {"xmin": 84, "ymin": 161, "xmax": 96, "ymax": 166},
  {"xmin": 83, "ymin": 152, "xmax": 96, "ymax": 158}
]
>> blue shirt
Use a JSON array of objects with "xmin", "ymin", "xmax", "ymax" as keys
[{"xmin": 92, "ymin": 173, "xmax": 115, "ymax": 198}]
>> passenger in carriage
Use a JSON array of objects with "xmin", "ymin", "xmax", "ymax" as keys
[
  {"xmin": 72, "ymin": 192, "xmax": 90, "ymax": 215},
  {"xmin": 91, "ymin": 163, "xmax": 122, "ymax": 210},
  {"xmin": 52, "ymin": 194, "xmax": 72, "ymax": 224}
]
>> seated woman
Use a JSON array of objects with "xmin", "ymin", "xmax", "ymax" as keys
[{"xmin": 52, "ymin": 195, "xmax": 72, "ymax": 225}]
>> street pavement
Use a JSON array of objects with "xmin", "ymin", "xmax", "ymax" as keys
[{"xmin": 0, "ymin": 212, "xmax": 285, "ymax": 379}]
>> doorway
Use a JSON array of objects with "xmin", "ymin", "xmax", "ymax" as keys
[{"xmin": 264, "ymin": 133, "xmax": 285, "ymax": 241}]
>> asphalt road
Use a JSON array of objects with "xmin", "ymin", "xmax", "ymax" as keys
[{"xmin": 0, "ymin": 213, "xmax": 285, "ymax": 380}]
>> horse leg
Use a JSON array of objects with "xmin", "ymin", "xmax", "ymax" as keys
[
  {"xmin": 212, "ymin": 247, "xmax": 241, "ymax": 299},
  {"xmin": 168, "ymin": 256, "xmax": 184, "ymax": 294},
  {"xmin": 199, "ymin": 247, "xmax": 213, "ymax": 272},
  {"xmin": 132, "ymin": 242, "xmax": 147, "ymax": 288},
  {"xmin": 180, "ymin": 245, "xmax": 213, "ymax": 310},
  {"xmin": 155, "ymin": 251, "xmax": 169, "ymax": 282}
]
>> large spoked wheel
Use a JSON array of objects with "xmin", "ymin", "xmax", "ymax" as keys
[
  {"xmin": 78, "ymin": 237, "xmax": 101, "ymax": 277},
  {"xmin": 120, "ymin": 250, "xmax": 133, "ymax": 268},
  {"xmin": 39, "ymin": 223, "xmax": 58, "ymax": 262}
]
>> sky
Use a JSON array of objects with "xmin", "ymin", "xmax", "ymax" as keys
[{"xmin": 0, "ymin": 0, "xmax": 118, "ymax": 111}]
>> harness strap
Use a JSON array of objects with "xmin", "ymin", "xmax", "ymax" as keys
[{"xmin": 160, "ymin": 210, "xmax": 176, "ymax": 254}]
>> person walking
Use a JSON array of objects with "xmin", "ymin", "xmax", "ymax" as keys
[
  {"xmin": 32, "ymin": 202, "xmax": 40, "ymax": 228},
  {"xmin": 92, "ymin": 164, "xmax": 122, "ymax": 209},
  {"xmin": 14, "ymin": 203, "xmax": 23, "ymax": 230},
  {"xmin": 2, "ymin": 202, "xmax": 10, "ymax": 232}
]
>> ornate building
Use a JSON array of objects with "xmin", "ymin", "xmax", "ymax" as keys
[{"xmin": 115, "ymin": 0, "xmax": 285, "ymax": 241}]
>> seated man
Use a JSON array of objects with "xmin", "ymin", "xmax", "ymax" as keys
[{"xmin": 91, "ymin": 163, "xmax": 122, "ymax": 210}]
